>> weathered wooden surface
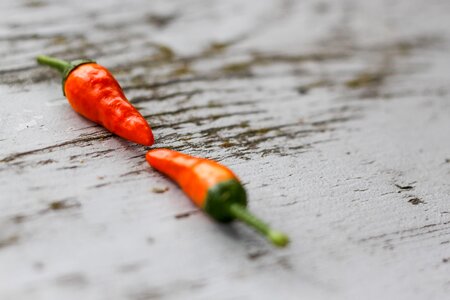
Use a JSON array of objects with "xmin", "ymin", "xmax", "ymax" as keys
[{"xmin": 1, "ymin": 0, "xmax": 450, "ymax": 299}]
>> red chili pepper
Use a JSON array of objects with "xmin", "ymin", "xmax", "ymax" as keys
[
  {"xmin": 36, "ymin": 55, "xmax": 154, "ymax": 146},
  {"xmin": 146, "ymin": 148, "xmax": 289, "ymax": 247}
]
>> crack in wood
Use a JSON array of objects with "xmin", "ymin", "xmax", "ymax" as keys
[
  {"xmin": 358, "ymin": 220, "xmax": 450, "ymax": 244},
  {"xmin": 150, "ymin": 110, "xmax": 265, "ymax": 130},
  {"xmin": 0, "ymin": 133, "xmax": 113, "ymax": 164}
]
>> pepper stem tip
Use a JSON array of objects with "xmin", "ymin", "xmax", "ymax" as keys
[
  {"xmin": 36, "ymin": 55, "xmax": 71, "ymax": 73},
  {"xmin": 267, "ymin": 229, "xmax": 290, "ymax": 247},
  {"xmin": 228, "ymin": 203, "xmax": 290, "ymax": 248}
]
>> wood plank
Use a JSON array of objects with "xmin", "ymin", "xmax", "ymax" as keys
[{"xmin": 1, "ymin": 0, "xmax": 449, "ymax": 299}]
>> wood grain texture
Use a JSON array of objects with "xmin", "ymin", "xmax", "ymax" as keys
[{"xmin": 1, "ymin": 0, "xmax": 449, "ymax": 299}]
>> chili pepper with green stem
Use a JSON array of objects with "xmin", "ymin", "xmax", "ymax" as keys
[
  {"xmin": 146, "ymin": 148, "xmax": 290, "ymax": 247},
  {"xmin": 36, "ymin": 55, "xmax": 154, "ymax": 146}
]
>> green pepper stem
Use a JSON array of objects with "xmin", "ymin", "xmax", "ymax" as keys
[
  {"xmin": 36, "ymin": 55, "xmax": 71, "ymax": 74},
  {"xmin": 228, "ymin": 203, "xmax": 289, "ymax": 247}
]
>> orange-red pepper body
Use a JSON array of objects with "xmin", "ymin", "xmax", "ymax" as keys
[
  {"xmin": 146, "ymin": 148, "xmax": 237, "ymax": 208},
  {"xmin": 64, "ymin": 63, "xmax": 153, "ymax": 145},
  {"xmin": 37, "ymin": 56, "xmax": 154, "ymax": 146}
]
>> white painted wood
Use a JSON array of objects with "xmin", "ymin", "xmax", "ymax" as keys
[{"xmin": 1, "ymin": 0, "xmax": 449, "ymax": 299}]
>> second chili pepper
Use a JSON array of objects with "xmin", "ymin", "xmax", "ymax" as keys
[
  {"xmin": 37, "ymin": 55, "xmax": 154, "ymax": 146},
  {"xmin": 146, "ymin": 148, "xmax": 290, "ymax": 247}
]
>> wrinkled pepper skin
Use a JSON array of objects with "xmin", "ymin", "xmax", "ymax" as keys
[
  {"xmin": 146, "ymin": 149, "xmax": 289, "ymax": 247},
  {"xmin": 65, "ymin": 63, "xmax": 153, "ymax": 145},
  {"xmin": 37, "ymin": 55, "xmax": 154, "ymax": 146}
]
